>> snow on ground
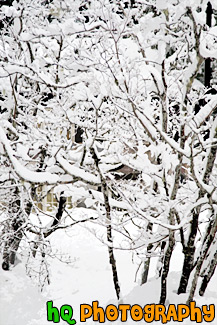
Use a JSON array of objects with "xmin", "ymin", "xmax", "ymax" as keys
[
  {"xmin": 0, "ymin": 210, "xmax": 137, "ymax": 325},
  {"xmin": 0, "ymin": 210, "xmax": 217, "ymax": 325}
]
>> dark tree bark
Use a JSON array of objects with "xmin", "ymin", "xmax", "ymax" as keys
[
  {"xmin": 44, "ymin": 194, "xmax": 66, "ymax": 238},
  {"xmin": 205, "ymin": 2, "xmax": 212, "ymax": 88},
  {"xmin": 141, "ymin": 165, "xmax": 165, "ymax": 284},
  {"xmin": 2, "ymin": 189, "xmax": 34, "ymax": 271},
  {"xmin": 2, "ymin": 188, "xmax": 24, "ymax": 270},
  {"xmin": 199, "ymin": 249, "xmax": 217, "ymax": 296},
  {"xmin": 177, "ymin": 210, "xmax": 198, "ymax": 294},
  {"xmin": 32, "ymin": 194, "xmax": 66, "ymax": 258},
  {"xmin": 90, "ymin": 147, "xmax": 121, "ymax": 300},
  {"xmin": 178, "ymin": 124, "xmax": 217, "ymax": 294},
  {"xmin": 159, "ymin": 124, "xmax": 185, "ymax": 303},
  {"xmin": 141, "ymin": 241, "xmax": 153, "ymax": 285},
  {"xmin": 159, "ymin": 221, "xmax": 175, "ymax": 304},
  {"xmin": 187, "ymin": 216, "xmax": 217, "ymax": 304},
  {"xmin": 75, "ymin": 125, "xmax": 83, "ymax": 143},
  {"xmin": 160, "ymin": 241, "xmax": 175, "ymax": 305}
]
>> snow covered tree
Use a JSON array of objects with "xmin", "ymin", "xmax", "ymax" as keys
[{"xmin": 0, "ymin": 0, "xmax": 217, "ymax": 304}]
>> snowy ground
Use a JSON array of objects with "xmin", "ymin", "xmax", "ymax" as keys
[{"xmin": 0, "ymin": 210, "xmax": 217, "ymax": 325}]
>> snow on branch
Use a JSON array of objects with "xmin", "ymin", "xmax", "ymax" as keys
[
  {"xmin": 135, "ymin": 109, "xmax": 190, "ymax": 157},
  {"xmin": 133, "ymin": 197, "xmax": 209, "ymax": 231},
  {"xmin": 90, "ymin": 189, "xmax": 131, "ymax": 210},
  {"xmin": 0, "ymin": 126, "xmax": 59, "ymax": 184},
  {"xmin": 199, "ymin": 27, "xmax": 217, "ymax": 59},
  {"xmin": 135, "ymin": 111, "xmax": 158, "ymax": 142},
  {"xmin": 0, "ymin": 120, "xmax": 18, "ymax": 137},
  {"xmin": 193, "ymin": 165, "xmax": 214, "ymax": 194},
  {"xmin": 56, "ymin": 153, "xmax": 101, "ymax": 185},
  {"xmin": 193, "ymin": 95, "xmax": 217, "ymax": 128}
]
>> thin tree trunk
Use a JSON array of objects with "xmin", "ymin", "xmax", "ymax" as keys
[
  {"xmin": 141, "ymin": 242, "xmax": 153, "ymax": 284},
  {"xmin": 177, "ymin": 2, "xmax": 213, "ymax": 292},
  {"xmin": 45, "ymin": 194, "xmax": 66, "ymax": 237},
  {"xmin": 107, "ymin": 224, "xmax": 121, "ymax": 300},
  {"xmin": 199, "ymin": 249, "xmax": 217, "ymax": 296},
  {"xmin": 141, "ymin": 176, "xmax": 165, "ymax": 284},
  {"xmin": 159, "ymin": 123, "xmax": 185, "ymax": 303},
  {"xmin": 90, "ymin": 147, "xmax": 121, "ymax": 300},
  {"xmin": 177, "ymin": 210, "xmax": 199, "ymax": 294},
  {"xmin": 141, "ymin": 220, "xmax": 154, "ymax": 284},
  {"xmin": 159, "ymin": 226, "xmax": 175, "ymax": 304},
  {"xmin": 32, "ymin": 194, "xmax": 66, "ymax": 257},
  {"xmin": 2, "ymin": 188, "xmax": 24, "ymax": 270},
  {"xmin": 178, "ymin": 125, "xmax": 217, "ymax": 293},
  {"xmin": 187, "ymin": 216, "xmax": 217, "ymax": 304},
  {"xmin": 205, "ymin": 2, "xmax": 212, "ymax": 88}
]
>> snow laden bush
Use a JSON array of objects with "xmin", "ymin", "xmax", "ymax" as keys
[{"xmin": 0, "ymin": 0, "xmax": 217, "ymax": 304}]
